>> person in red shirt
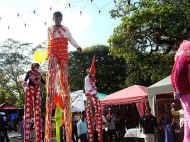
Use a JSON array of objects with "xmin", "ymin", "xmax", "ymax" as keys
[
  {"xmin": 45, "ymin": 11, "xmax": 81, "ymax": 142},
  {"xmin": 171, "ymin": 38, "xmax": 190, "ymax": 142}
]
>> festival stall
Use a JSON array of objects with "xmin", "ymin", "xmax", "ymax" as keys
[
  {"xmin": 71, "ymin": 90, "xmax": 106, "ymax": 112},
  {"xmin": 101, "ymin": 85, "xmax": 148, "ymax": 117},
  {"xmin": 101, "ymin": 85, "xmax": 147, "ymax": 105},
  {"xmin": 101, "ymin": 85, "xmax": 148, "ymax": 140},
  {"xmin": 148, "ymin": 75, "xmax": 174, "ymax": 115},
  {"xmin": 70, "ymin": 90, "xmax": 86, "ymax": 112},
  {"xmin": 148, "ymin": 75, "xmax": 184, "ymax": 142}
]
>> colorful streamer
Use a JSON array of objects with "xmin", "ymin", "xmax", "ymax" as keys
[{"xmin": 55, "ymin": 105, "xmax": 62, "ymax": 142}]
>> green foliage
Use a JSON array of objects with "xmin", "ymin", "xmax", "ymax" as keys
[
  {"xmin": 109, "ymin": 0, "xmax": 190, "ymax": 54},
  {"xmin": 124, "ymin": 51, "xmax": 174, "ymax": 86},
  {"xmin": 69, "ymin": 45, "xmax": 127, "ymax": 94},
  {"xmin": 108, "ymin": 0, "xmax": 186, "ymax": 85},
  {"xmin": 0, "ymin": 39, "xmax": 33, "ymax": 107}
]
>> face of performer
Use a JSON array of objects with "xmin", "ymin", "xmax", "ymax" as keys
[
  {"xmin": 34, "ymin": 65, "xmax": 40, "ymax": 72},
  {"xmin": 53, "ymin": 14, "xmax": 62, "ymax": 26}
]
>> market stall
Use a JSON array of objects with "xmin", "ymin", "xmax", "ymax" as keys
[
  {"xmin": 100, "ymin": 85, "xmax": 148, "ymax": 140},
  {"xmin": 71, "ymin": 90, "xmax": 107, "ymax": 112},
  {"xmin": 101, "ymin": 85, "xmax": 147, "ymax": 106},
  {"xmin": 148, "ymin": 75, "xmax": 173, "ymax": 115}
]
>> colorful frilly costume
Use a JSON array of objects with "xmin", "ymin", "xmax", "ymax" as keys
[
  {"xmin": 171, "ymin": 40, "xmax": 190, "ymax": 142},
  {"xmin": 24, "ymin": 69, "xmax": 43, "ymax": 142},
  {"xmin": 84, "ymin": 56, "xmax": 103, "ymax": 142},
  {"xmin": 45, "ymin": 25, "xmax": 80, "ymax": 142}
]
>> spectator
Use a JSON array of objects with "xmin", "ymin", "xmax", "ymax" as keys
[
  {"xmin": 77, "ymin": 111, "xmax": 88, "ymax": 142},
  {"xmin": 102, "ymin": 113, "xmax": 108, "ymax": 142},
  {"xmin": 20, "ymin": 116, "xmax": 24, "ymax": 141},
  {"xmin": 107, "ymin": 108, "xmax": 117, "ymax": 142},
  {"xmin": 140, "ymin": 107, "xmax": 157, "ymax": 142},
  {"xmin": 0, "ymin": 113, "xmax": 10, "ymax": 142},
  {"xmin": 72, "ymin": 114, "xmax": 78, "ymax": 142},
  {"xmin": 162, "ymin": 111, "xmax": 175, "ymax": 142}
]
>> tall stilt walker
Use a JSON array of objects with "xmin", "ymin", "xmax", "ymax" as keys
[
  {"xmin": 45, "ymin": 11, "xmax": 81, "ymax": 142},
  {"xmin": 84, "ymin": 56, "xmax": 103, "ymax": 142},
  {"xmin": 171, "ymin": 39, "xmax": 190, "ymax": 142},
  {"xmin": 23, "ymin": 63, "xmax": 44, "ymax": 142}
]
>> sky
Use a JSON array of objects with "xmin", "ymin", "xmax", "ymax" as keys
[{"xmin": 0, "ymin": 0, "xmax": 119, "ymax": 50}]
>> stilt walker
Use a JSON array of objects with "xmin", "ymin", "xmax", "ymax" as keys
[
  {"xmin": 171, "ymin": 39, "xmax": 190, "ymax": 142},
  {"xmin": 84, "ymin": 56, "xmax": 103, "ymax": 142},
  {"xmin": 45, "ymin": 11, "xmax": 81, "ymax": 142},
  {"xmin": 23, "ymin": 63, "xmax": 44, "ymax": 142}
]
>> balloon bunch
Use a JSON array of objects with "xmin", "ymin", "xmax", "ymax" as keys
[{"xmin": 33, "ymin": 50, "xmax": 47, "ymax": 63}]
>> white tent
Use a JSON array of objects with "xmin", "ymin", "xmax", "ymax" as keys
[
  {"xmin": 70, "ymin": 90, "xmax": 86, "ymax": 112},
  {"xmin": 148, "ymin": 76, "xmax": 174, "ymax": 115}
]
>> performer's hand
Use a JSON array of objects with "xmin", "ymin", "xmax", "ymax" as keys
[{"xmin": 77, "ymin": 47, "xmax": 82, "ymax": 52}]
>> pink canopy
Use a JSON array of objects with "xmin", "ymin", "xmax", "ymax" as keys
[{"xmin": 100, "ymin": 85, "xmax": 148, "ymax": 106}]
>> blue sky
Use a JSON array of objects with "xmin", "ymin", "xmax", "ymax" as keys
[{"xmin": 0, "ymin": 0, "xmax": 119, "ymax": 50}]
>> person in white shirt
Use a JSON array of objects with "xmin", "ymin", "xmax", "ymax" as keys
[
  {"xmin": 45, "ymin": 11, "xmax": 82, "ymax": 142},
  {"xmin": 84, "ymin": 68, "xmax": 103, "ymax": 142},
  {"xmin": 77, "ymin": 111, "xmax": 88, "ymax": 142}
]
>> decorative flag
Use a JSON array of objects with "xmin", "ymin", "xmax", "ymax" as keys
[
  {"xmin": 55, "ymin": 105, "xmax": 62, "ymax": 142},
  {"xmin": 53, "ymin": 95, "xmax": 65, "ymax": 110},
  {"xmin": 90, "ymin": 55, "xmax": 96, "ymax": 77}
]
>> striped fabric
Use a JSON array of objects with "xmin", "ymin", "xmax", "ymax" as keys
[
  {"xmin": 86, "ymin": 95, "xmax": 103, "ymax": 142},
  {"xmin": 45, "ymin": 56, "xmax": 72, "ymax": 142},
  {"xmin": 24, "ymin": 86, "xmax": 42, "ymax": 142},
  {"xmin": 48, "ymin": 38, "xmax": 68, "ymax": 62}
]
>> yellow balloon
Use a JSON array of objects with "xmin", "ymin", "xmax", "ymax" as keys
[{"xmin": 33, "ymin": 50, "xmax": 47, "ymax": 63}]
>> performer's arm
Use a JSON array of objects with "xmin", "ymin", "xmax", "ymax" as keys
[
  {"xmin": 65, "ymin": 27, "xmax": 82, "ymax": 51},
  {"xmin": 84, "ymin": 75, "xmax": 89, "ymax": 93},
  {"xmin": 172, "ymin": 55, "xmax": 186, "ymax": 94},
  {"xmin": 24, "ymin": 72, "xmax": 29, "ymax": 81},
  {"xmin": 23, "ymin": 72, "xmax": 29, "ymax": 87},
  {"xmin": 77, "ymin": 122, "xmax": 81, "ymax": 137},
  {"xmin": 41, "ymin": 77, "xmax": 46, "ymax": 84}
]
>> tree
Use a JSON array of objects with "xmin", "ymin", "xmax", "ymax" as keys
[
  {"xmin": 69, "ymin": 45, "xmax": 127, "ymax": 94},
  {"xmin": 0, "ymin": 39, "xmax": 33, "ymax": 107},
  {"xmin": 107, "ymin": 0, "xmax": 184, "ymax": 86},
  {"xmin": 124, "ymin": 51, "xmax": 174, "ymax": 86},
  {"xmin": 109, "ymin": 0, "xmax": 190, "ymax": 55}
]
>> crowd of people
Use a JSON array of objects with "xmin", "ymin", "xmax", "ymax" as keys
[
  {"xmin": 0, "ymin": 102, "xmax": 184, "ymax": 142},
  {"xmin": 139, "ymin": 103, "xmax": 183, "ymax": 142}
]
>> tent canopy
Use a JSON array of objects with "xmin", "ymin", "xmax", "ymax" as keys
[
  {"xmin": 148, "ymin": 75, "xmax": 174, "ymax": 115},
  {"xmin": 71, "ymin": 90, "xmax": 85, "ymax": 112},
  {"xmin": 0, "ymin": 103, "xmax": 18, "ymax": 110},
  {"xmin": 148, "ymin": 75, "xmax": 173, "ymax": 96},
  {"xmin": 100, "ymin": 85, "xmax": 147, "ymax": 106},
  {"xmin": 70, "ymin": 90, "xmax": 107, "ymax": 112},
  {"xmin": 96, "ymin": 92, "xmax": 106, "ymax": 100}
]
